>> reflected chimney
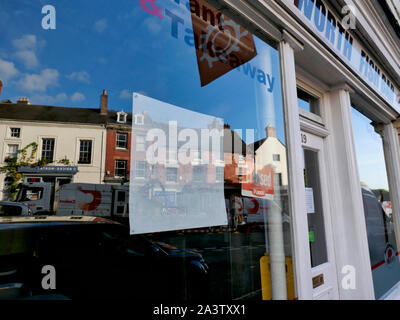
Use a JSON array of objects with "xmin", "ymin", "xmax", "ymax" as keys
[
  {"xmin": 100, "ymin": 89, "xmax": 108, "ymax": 115},
  {"xmin": 266, "ymin": 125, "xmax": 275, "ymax": 138},
  {"xmin": 17, "ymin": 97, "xmax": 30, "ymax": 105}
]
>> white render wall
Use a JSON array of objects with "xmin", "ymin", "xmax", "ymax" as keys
[
  {"xmin": 255, "ymin": 137, "xmax": 288, "ymax": 187},
  {"xmin": 0, "ymin": 120, "xmax": 106, "ymax": 196}
]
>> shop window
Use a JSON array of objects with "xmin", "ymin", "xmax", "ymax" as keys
[
  {"xmin": 297, "ymin": 87, "xmax": 321, "ymax": 116},
  {"xmin": 352, "ymin": 107, "xmax": 400, "ymax": 299},
  {"xmin": 116, "ymin": 132, "xmax": 128, "ymax": 149},
  {"xmin": 78, "ymin": 140, "xmax": 92, "ymax": 164},
  {"xmin": 125, "ymin": 0, "xmax": 295, "ymax": 301},
  {"xmin": 41, "ymin": 138, "xmax": 55, "ymax": 162},
  {"xmin": 3, "ymin": 0, "xmax": 295, "ymax": 301}
]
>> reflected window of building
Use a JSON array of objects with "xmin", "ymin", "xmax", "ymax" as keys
[
  {"xmin": 166, "ymin": 167, "xmax": 178, "ymax": 183},
  {"xmin": 78, "ymin": 140, "xmax": 93, "ymax": 164},
  {"xmin": 273, "ymin": 154, "xmax": 281, "ymax": 162},
  {"xmin": 116, "ymin": 132, "xmax": 128, "ymax": 149},
  {"xmin": 135, "ymin": 135, "xmax": 146, "ymax": 152},
  {"xmin": 6, "ymin": 144, "xmax": 18, "ymax": 160},
  {"xmin": 10, "ymin": 128, "xmax": 21, "ymax": 138},
  {"xmin": 135, "ymin": 114, "xmax": 144, "ymax": 125},
  {"xmin": 117, "ymin": 111, "xmax": 127, "ymax": 123},
  {"xmin": 41, "ymin": 138, "xmax": 55, "ymax": 162},
  {"xmin": 115, "ymin": 160, "xmax": 127, "ymax": 178},
  {"xmin": 135, "ymin": 160, "xmax": 146, "ymax": 179},
  {"xmin": 193, "ymin": 166, "xmax": 205, "ymax": 183}
]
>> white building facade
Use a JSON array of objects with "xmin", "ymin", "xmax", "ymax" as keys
[{"xmin": 0, "ymin": 104, "xmax": 107, "ymax": 200}]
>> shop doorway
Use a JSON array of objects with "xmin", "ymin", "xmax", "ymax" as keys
[{"xmin": 301, "ymin": 131, "xmax": 339, "ymax": 299}]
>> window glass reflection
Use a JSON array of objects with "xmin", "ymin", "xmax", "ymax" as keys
[
  {"xmin": 352, "ymin": 107, "xmax": 400, "ymax": 299},
  {"xmin": 0, "ymin": 0, "xmax": 294, "ymax": 301}
]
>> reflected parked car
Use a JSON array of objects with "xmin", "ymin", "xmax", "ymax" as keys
[
  {"xmin": 0, "ymin": 201, "xmax": 32, "ymax": 217},
  {"xmin": 0, "ymin": 216, "xmax": 209, "ymax": 300}
]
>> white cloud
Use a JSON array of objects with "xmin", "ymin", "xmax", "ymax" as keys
[
  {"xmin": 14, "ymin": 50, "xmax": 39, "ymax": 69},
  {"xmin": 66, "ymin": 71, "xmax": 90, "ymax": 83},
  {"xmin": 30, "ymin": 92, "xmax": 67, "ymax": 105},
  {"xmin": 71, "ymin": 92, "xmax": 85, "ymax": 102},
  {"xmin": 94, "ymin": 19, "xmax": 108, "ymax": 33},
  {"xmin": 0, "ymin": 58, "xmax": 19, "ymax": 81},
  {"xmin": 12, "ymin": 34, "xmax": 37, "ymax": 50},
  {"xmin": 18, "ymin": 68, "xmax": 59, "ymax": 92},
  {"xmin": 12, "ymin": 34, "xmax": 42, "ymax": 69},
  {"xmin": 120, "ymin": 89, "xmax": 132, "ymax": 99}
]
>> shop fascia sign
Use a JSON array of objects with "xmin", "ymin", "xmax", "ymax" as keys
[
  {"xmin": 18, "ymin": 166, "xmax": 78, "ymax": 174},
  {"xmin": 280, "ymin": 0, "xmax": 400, "ymax": 113}
]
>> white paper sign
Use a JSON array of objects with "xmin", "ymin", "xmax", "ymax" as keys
[
  {"xmin": 305, "ymin": 187, "xmax": 315, "ymax": 214},
  {"xmin": 129, "ymin": 93, "xmax": 228, "ymax": 234}
]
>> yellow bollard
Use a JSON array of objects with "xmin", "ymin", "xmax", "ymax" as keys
[
  {"xmin": 259, "ymin": 254, "xmax": 295, "ymax": 300},
  {"xmin": 260, "ymin": 255, "xmax": 272, "ymax": 300}
]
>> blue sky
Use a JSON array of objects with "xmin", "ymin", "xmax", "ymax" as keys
[
  {"xmin": 352, "ymin": 108, "xmax": 389, "ymax": 190},
  {"xmin": 0, "ymin": 0, "xmax": 286, "ymax": 145}
]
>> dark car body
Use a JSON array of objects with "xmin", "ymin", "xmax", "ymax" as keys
[
  {"xmin": 0, "ymin": 201, "xmax": 32, "ymax": 217},
  {"xmin": 0, "ymin": 216, "xmax": 209, "ymax": 300}
]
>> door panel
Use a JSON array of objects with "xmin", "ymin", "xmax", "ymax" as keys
[{"xmin": 301, "ymin": 131, "xmax": 339, "ymax": 300}]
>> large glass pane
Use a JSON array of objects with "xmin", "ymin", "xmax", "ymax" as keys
[
  {"xmin": 352, "ymin": 107, "xmax": 400, "ymax": 299},
  {"xmin": 0, "ymin": 0, "xmax": 294, "ymax": 301},
  {"xmin": 303, "ymin": 149, "xmax": 328, "ymax": 268}
]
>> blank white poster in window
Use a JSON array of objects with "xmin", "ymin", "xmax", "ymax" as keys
[{"xmin": 129, "ymin": 93, "xmax": 227, "ymax": 234}]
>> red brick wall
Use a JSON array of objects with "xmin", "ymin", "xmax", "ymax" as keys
[{"xmin": 104, "ymin": 129, "xmax": 131, "ymax": 180}]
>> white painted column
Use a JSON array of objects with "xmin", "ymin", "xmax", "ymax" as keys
[
  {"xmin": 324, "ymin": 85, "xmax": 375, "ymax": 300},
  {"xmin": 279, "ymin": 32, "xmax": 313, "ymax": 300}
]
